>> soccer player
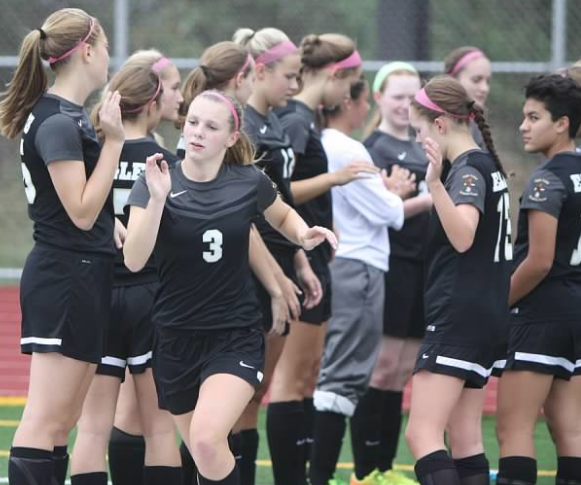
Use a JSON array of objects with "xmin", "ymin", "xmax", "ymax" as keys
[
  {"xmin": 0, "ymin": 9, "xmax": 124, "ymax": 485},
  {"xmin": 496, "ymin": 74, "xmax": 581, "ymax": 485},
  {"xmin": 404, "ymin": 76, "xmax": 511, "ymax": 485}
]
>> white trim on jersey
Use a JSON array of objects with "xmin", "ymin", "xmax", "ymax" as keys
[
  {"xmin": 435, "ymin": 355, "xmax": 491, "ymax": 378},
  {"xmin": 127, "ymin": 351, "xmax": 152, "ymax": 366},
  {"xmin": 101, "ymin": 356, "xmax": 127, "ymax": 368},
  {"xmin": 514, "ymin": 352, "xmax": 575, "ymax": 372},
  {"xmin": 20, "ymin": 336, "xmax": 62, "ymax": 346}
]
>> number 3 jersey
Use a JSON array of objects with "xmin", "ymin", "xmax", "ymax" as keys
[
  {"xmin": 113, "ymin": 138, "xmax": 179, "ymax": 286},
  {"xmin": 127, "ymin": 162, "xmax": 278, "ymax": 331},
  {"xmin": 20, "ymin": 93, "xmax": 114, "ymax": 256},
  {"xmin": 512, "ymin": 152, "xmax": 581, "ymax": 323},
  {"xmin": 424, "ymin": 150, "xmax": 511, "ymax": 347}
]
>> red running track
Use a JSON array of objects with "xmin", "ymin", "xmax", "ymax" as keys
[{"xmin": 0, "ymin": 286, "xmax": 498, "ymax": 412}]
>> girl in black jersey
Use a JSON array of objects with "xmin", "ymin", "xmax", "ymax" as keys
[
  {"xmin": 70, "ymin": 51, "xmax": 182, "ymax": 485},
  {"xmin": 272, "ymin": 33, "xmax": 377, "ymax": 485},
  {"xmin": 352, "ymin": 62, "xmax": 430, "ymax": 485},
  {"xmin": 106, "ymin": 49, "xmax": 184, "ymax": 485},
  {"xmin": 123, "ymin": 90, "xmax": 336, "ymax": 485},
  {"xmin": 233, "ymin": 26, "xmax": 320, "ymax": 485},
  {"xmin": 496, "ymin": 74, "xmax": 581, "ymax": 485},
  {"xmin": 405, "ymin": 77, "xmax": 511, "ymax": 485},
  {"xmin": 0, "ymin": 9, "xmax": 124, "ymax": 485}
]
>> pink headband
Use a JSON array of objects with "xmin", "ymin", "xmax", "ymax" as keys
[
  {"xmin": 449, "ymin": 50, "xmax": 485, "ymax": 75},
  {"xmin": 329, "ymin": 50, "xmax": 362, "ymax": 71},
  {"xmin": 255, "ymin": 41, "xmax": 299, "ymax": 65},
  {"xmin": 202, "ymin": 91, "xmax": 240, "ymax": 132},
  {"xmin": 152, "ymin": 56, "xmax": 171, "ymax": 74},
  {"xmin": 240, "ymin": 54, "xmax": 253, "ymax": 74},
  {"xmin": 414, "ymin": 88, "xmax": 472, "ymax": 119},
  {"xmin": 48, "ymin": 17, "xmax": 95, "ymax": 65},
  {"xmin": 123, "ymin": 79, "xmax": 162, "ymax": 114}
]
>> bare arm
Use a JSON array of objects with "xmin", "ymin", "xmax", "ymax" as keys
[{"xmin": 509, "ymin": 210, "xmax": 556, "ymax": 306}]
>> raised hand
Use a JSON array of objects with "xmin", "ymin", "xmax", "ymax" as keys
[
  {"xmin": 382, "ymin": 165, "xmax": 417, "ymax": 199},
  {"xmin": 145, "ymin": 153, "xmax": 171, "ymax": 203},
  {"xmin": 99, "ymin": 90, "xmax": 124, "ymax": 143},
  {"xmin": 423, "ymin": 137, "xmax": 444, "ymax": 185},
  {"xmin": 301, "ymin": 226, "xmax": 338, "ymax": 252}
]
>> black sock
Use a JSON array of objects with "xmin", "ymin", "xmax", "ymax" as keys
[
  {"xmin": 350, "ymin": 387, "xmax": 384, "ymax": 479},
  {"xmin": 234, "ymin": 429, "xmax": 259, "ymax": 485},
  {"xmin": 414, "ymin": 449, "xmax": 460, "ymax": 485},
  {"xmin": 454, "ymin": 454, "xmax": 490, "ymax": 485},
  {"xmin": 52, "ymin": 445, "xmax": 69, "ymax": 485},
  {"xmin": 497, "ymin": 456, "xmax": 537, "ymax": 485},
  {"xmin": 70, "ymin": 472, "xmax": 108, "ymax": 485},
  {"xmin": 144, "ymin": 466, "xmax": 183, "ymax": 485},
  {"xmin": 108, "ymin": 426, "xmax": 145, "ymax": 485},
  {"xmin": 378, "ymin": 390, "xmax": 403, "ymax": 472},
  {"xmin": 556, "ymin": 456, "xmax": 581, "ymax": 484},
  {"xmin": 197, "ymin": 465, "xmax": 239, "ymax": 485},
  {"xmin": 309, "ymin": 411, "xmax": 347, "ymax": 485},
  {"xmin": 267, "ymin": 401, "xmax": 306, "ymax": 485},
  {"xmin": 180, "ymin": 441, "xmax": 197, "ymax": 485},
  {"xmin": 9, "ymin": 447, "xmax": 54, "ymax": 485},
  {"xmin": 300, "ymin": 398, "xmax": 315, "ymax": 485}
]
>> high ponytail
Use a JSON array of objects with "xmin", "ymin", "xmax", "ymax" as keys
[{"xmin": 0, "ymin": 30, "xmax": 46, "ymax": 139}]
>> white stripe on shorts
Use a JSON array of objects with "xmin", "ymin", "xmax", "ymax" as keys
[
  {"xmin": 127, "ymin": 351, "xmax": 152, "ymax": 366},
  {"xmin": 101, "ymin": 356, "xmax": 127, "ymax": 368},
  {"xmin": 20, "ymin": 336, "xmax": 62, "ymax": 346},
  {"xmin": 492, "ymin": 359, "xmax": 507, "ymax": 369},
  {"xmin": 514, "ymin": 352, "xmax": 575, "ymax": 372},
  {"xmin": 435, "ymin": 355, "xmax": 490, "ymax": 378}
]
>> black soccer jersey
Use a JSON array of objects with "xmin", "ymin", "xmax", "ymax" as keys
[
  {"xmin": 275, "ymin": 99, "xmax": 333, "ymax": 263},
  {"xmin": 512, "ymin": 152, "xmax": 581, "ymax": 322},
  {"xmin": 20, "ymin": 93, "xmax": 114, "ymax": 256},
  {"xmin": 424, "ymin": 150, "xmax": 511, "ymax": 347},
  {"xmin": 113, "ymin": 138, "xmax": 179, "ymax": 285},
  {"xmin": 127, "ymin": 162, "xmax": 278, "ymax": 330},
  {"xmin": 244, "ymin": 105, "xmax": 297, "ymax": 256},
  {"xmin": 365, "ymin": 130, "xmax": 429, "ymax": 262}
]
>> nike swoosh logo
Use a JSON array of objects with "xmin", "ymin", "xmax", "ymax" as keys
[
  {"xmin": 422, "ymin": 354, "xmax": 429, "ymax": 359},
  {"xmin": 365, "ymin": 440, "xmax": 380, "ymax": 446},
  {"xmin": 397, "ymin": 151, "xmax": 407, "ymax": 160},
  {"xmin": 170, "ymin": 190, "xmax": 187, "ymax": 198},
  {"xmin": 260, "ymin": 126, "xmax": 267, "ymax": 134},
  {"xmin": 239, "ymin": 361, "xmax": 254, "ymax": 369}
]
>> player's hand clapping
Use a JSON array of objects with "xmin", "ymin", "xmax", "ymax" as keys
[
  {"xmin": 145, "ymin": 153, "xmax": 171, "ymax": 203},
  {"xmin": 98, "ymin": 90, "xmax": 125, "ymax": 144},
  {"xmin": 381, "ymin": 165, "xmax": 417, "ymax": 199}
]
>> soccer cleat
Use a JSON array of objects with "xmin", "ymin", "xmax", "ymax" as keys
[
  {"xmin": 350, "ymin": 470, "xmax": 388, "ymax": 485},
  {"xmin": 382, "ymin": 469, "xmax": 419, "ymax": 485}
]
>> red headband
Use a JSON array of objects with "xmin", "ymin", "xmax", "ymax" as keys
[{"xmin": 48, "ymin": 17, "xmax": 95, "ymax": 65}]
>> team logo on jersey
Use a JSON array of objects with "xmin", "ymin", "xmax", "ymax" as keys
[
  {"xmin": 529, "ymin": 177, "xmax": 548, "ymax": 202},
  {"xmin": 459, "ymin": 173, "xmax": 478, "ymax": 197}
]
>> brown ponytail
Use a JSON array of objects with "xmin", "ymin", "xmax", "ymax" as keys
[
  {"xmin": 411, "ymin": 76, "xmax": 506, "ymax": 176},
  {"xmin": 178, "ymin": 41, "xmax": 251, "ymax": 130},
  {"xmin": 299, "ymin": 33, "xmax": 359, "ymax": 80},
  {"xmin": 0, "ymin": 8, "xmax": 102, "ymax": 139}
]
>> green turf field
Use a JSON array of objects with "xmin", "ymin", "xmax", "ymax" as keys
[{"xmin": 0, "ymin": 404, "xmax": 558, "ymax": 484}]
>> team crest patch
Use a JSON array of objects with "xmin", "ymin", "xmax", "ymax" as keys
[
  {"xmin": 459, "ymin": 173, "xmax": 478, "ymax": 197},
  {"xmin": 528, "ymin": 177, "xmax": 548, "ymax": 202}
]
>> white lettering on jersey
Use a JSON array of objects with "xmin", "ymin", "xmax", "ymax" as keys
[
  {"xmin": 570, "ymin": 173, "xmax": 581, "ymax": 193},
  {"xmin": 491, "ymin": 171, "xmax": 507, "ymax": 192},
  {"xmin": 115, "ymin": 161, "xmax": 146, "ymax": 181},
  {"xmin": 23, "ymin": 114, "xmax": 35, "ymax": 135}
]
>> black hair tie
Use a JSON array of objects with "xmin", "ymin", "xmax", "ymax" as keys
[{"xmin": 37, "ymin": 28, "xmax": 47, "ymax": 40}]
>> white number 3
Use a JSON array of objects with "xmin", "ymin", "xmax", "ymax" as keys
[{"xmin": 203, "ymin": 229, "xmax": 223, "ymax": 263}]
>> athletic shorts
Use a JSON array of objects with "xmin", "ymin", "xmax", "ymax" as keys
[
  {"xmin": 501, "ymin": 319, "xmax": 581, "ymax": 380},
  {"xmin": 96, "ymin": 282, "xmax": 158, "ymax": 380},
  {"xmin": 20, "ymin": 244, "xmax": 113, "ymax": 364},
  {"xmin": 254, "ymin": 251, "xmax": 296, "ymax": 334},
  {"xmin": 300, "ymin": 253, "xmax": 332, "ymax": 325},
  {"xmin": 413, "ymin": 342, "xmax": 503, "ymax": 389},
  {"xmin": 384, "ymin": 258, "xmax": 425, "ymax": 339},
  {"xmin": 152, "ymin": 325, "xmax": 265, "ymax": 415}
]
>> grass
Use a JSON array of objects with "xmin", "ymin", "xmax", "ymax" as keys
[{"xmin": 0, "ymin": 404, "xmax": 558, "ymax": 484}]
